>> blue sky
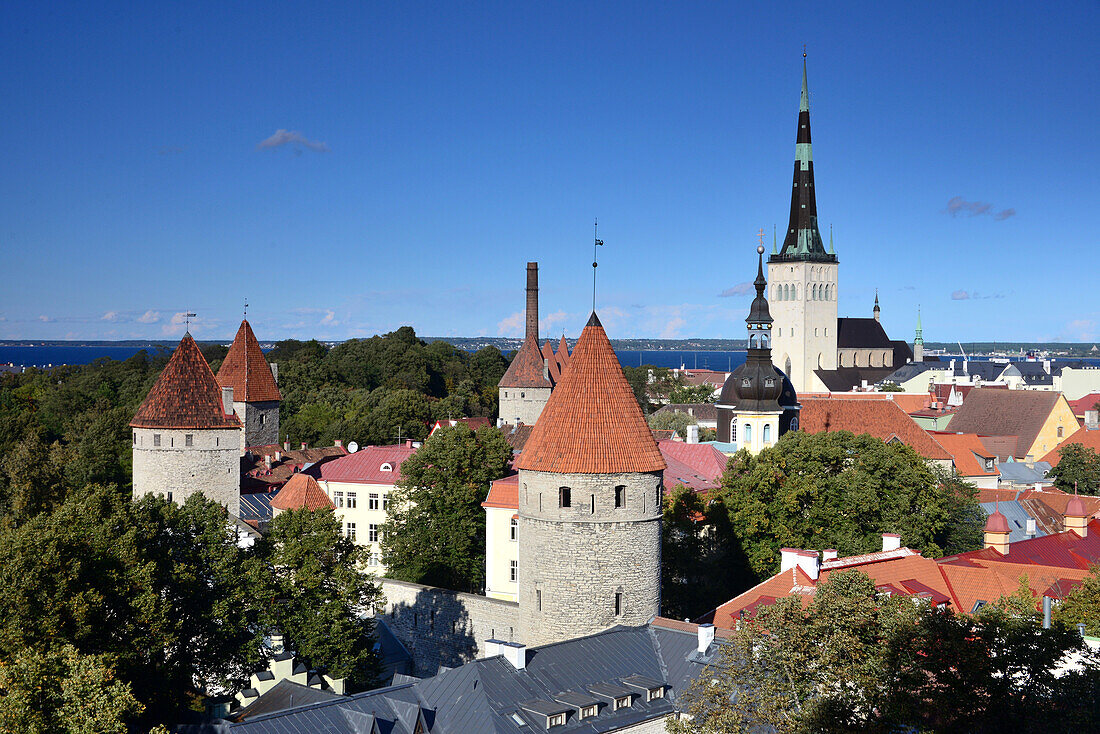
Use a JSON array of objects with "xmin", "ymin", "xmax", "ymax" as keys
[{"xmin": 2, "ymin": 1, "xmax": 1096, "ymax": 344}]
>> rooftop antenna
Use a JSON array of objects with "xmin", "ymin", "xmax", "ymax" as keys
[{"xmin": 592, "ymin": 218, "xmax": 604, "ymax": 312}]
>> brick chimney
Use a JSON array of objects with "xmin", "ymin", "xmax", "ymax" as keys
[
  {"xmin": 221, "ymin": 386, "xmax": 234, "ymax": 416},
  {"xmin": 526, "ymin": 262, "xmax": 539, "ymax": 343},
  {"xmin": 984, "ymin": 511, "xmax": 1010, "ymax": 554}
]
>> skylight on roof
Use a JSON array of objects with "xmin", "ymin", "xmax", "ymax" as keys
[{"xmin": 511, "ymin": 712, "xmax": 527, "ymax": 725}]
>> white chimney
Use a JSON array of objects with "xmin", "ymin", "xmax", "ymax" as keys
[
  {"xmin": 334, "ymin": 439, "xmax": 343, "ymax": 448},
  {"xmin": 274, "ymin": 451, "xmax": 281, "ymax": 462},
  {"xmin": 484, "ymin": 639, "xmax": 504, "ymax": 659},
  {"xmin": 780, "ymin": 548, "xmax": 800, "ymax": 573},
  {"xmin": 697, "ymin": 623, "xmax": 715, "ymax": 654},
  {"xmin": 221, "ymin": 386, "xmax": 234, "ymax": 416},
  {"xmin": 270, "ymin": 362, "xmax": 279, "ymax": 384},
  {"xmin": 1086, "ymin": 411, "xmax": 1099, "ymax": 430},
  {"xmin": 264, "ymin": 455, "xmax": 272, "ymax": 469},
  {"xmin": 501, "ymin": 641, "xmax": 526, "ymax": 670},
  {"xmin": 1026, "ymin": 518, "xmax": 1037, "ymax": 537},
  {"xmin": 543, "ymin": 359, "xmax": 550, "ymax": 381},
  {"xmin": 882, "ymin": 533, "xmax": 902, "ymax": 552},
  {"xmin": 687, "ymin": 425, "xmax": 699, "ymax": 444},
  {"xmin": 780, "ymin": 548, "xmax": 819, "ymax": 580},
  {"xmin": 822, "ymin": 549, "xmax": 838, "ymax": 562}
]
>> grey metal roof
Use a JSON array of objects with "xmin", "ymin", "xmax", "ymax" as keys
[
  {"xmin": 620, "ymin": 674, "xmax": 664, "ymax": 692},
  {"xmin": 979, "ymin": 501, "xmax": 1048, "ymax": 543},
  {"xmin": 997, "ymin": 461, "xmax": 1051, "ymax": 485},
  {"xmin": 587, "ymin": 682, "xmax": 634, "ymax": 700},
  {"xmin": 185, "ymin": 621, "xmax": 718, "ymax": 734},
  {"xmin": 234, "ymin": 680, "xmax": 342, "ymax": 722},
  {"xmin": 554, "ymin": 691, "xmax": 601, "ymax": 707},
  {"xmin": 520, "ymin": 699, "xmax": 573, "ymax": 716},
  {"xmin": 884, "ymin": 361, "xmax": 938, "ymax": 383},
  {"xmin": 238, "ymin": 493, "xmax": 272, "ymax": 523}
]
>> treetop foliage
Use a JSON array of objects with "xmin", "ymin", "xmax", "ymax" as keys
[{"xmin": 1047, "ymin": 442, "xmax": 1100, "ymax": 495}]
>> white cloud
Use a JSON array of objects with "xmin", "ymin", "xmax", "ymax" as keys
[
  {"xmin": 137, "ymin": 310, "xmax": 160, "ymax": 324},
  {"xmin": 951, "ymin": 290, "xmax": 970, "ymax": 300},
  {"xmin": 101, "ymin": 311, "xmax": 120, "ymax": 322},
  {"xmin": 718, "ymin": 282, "xmax": 754, "ymax": 297},
  {"xmin": 256, "ymin": 129, "xmax": 330, "ymax": 153},
  {"xmin": 321, "ymin": 310, "xmax": 338, "ymax": 325},
  {"xmin": 660, "ymin": 317, "xmax": 687, "ymax": 338},
  {"xmin": 38, "ymin": 315, "xmax": 53, "ymax": 322},
  {"xmin": 497, "ymin": 311, "xmax": 524, "ymax": 337}
]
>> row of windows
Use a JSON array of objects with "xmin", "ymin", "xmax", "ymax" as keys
[
  {"xmin": 137, "ymin": 432, "xmax": 221, "ymax": 448},
  {"xmin": 548, "ymin": 485, "xmax": 659, "ymax": 511},
  {"xmin": 772, "ymin": 283, "xmax": 833, "ymax": 301},
  {"xmin": 729, "ymin": 421, "xmax": 773, "ymax": 445},
  {"xmin": 346, "ymin": 522, "xmax": 381, "ymax": 543},
  {"xmin": 501, "ymin": 391, "xmax": 528, "ymax": 398},
  {"xmin": 333, "ymin": 491, "xmax": 390, "ymax": 511}
]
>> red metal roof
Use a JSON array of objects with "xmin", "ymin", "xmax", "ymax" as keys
[
  {"xmin": 516, "ymin": 313, "xmax": 666, "ymax": 475},
  {"xmin": 130, "ymin": 333, "xmax": 241, "ymax": 430},
  {"xmin": 216, "ymin": 320, "xmax": 281, "ymax": 403},
  {"xmin": 658, "ymin": 440, "xmax": 729, "ymax": 493},
  {"xmin": 317, "ymin": 444, "xmax": 418, "ymax": 484}
]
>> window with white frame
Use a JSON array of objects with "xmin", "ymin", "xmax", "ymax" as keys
[
  {"xmin": 369, "ymin": 492, "xmax": 380, "ymax": 510},
  {"xmin": 368, "ymin": 524, "xmax": 378, "ymax": 543},
  {"xmin": 510, "ymin": 560, "xmax": 518, "ymax": 582},
  {"xmin": 548, "ymin": 713, "xmax": 565, "ymax": 727},
  {"xmin": 580, "ymin": 705, "xmax": 597, "ymax": 719},
  {"xmin": 647, "ymin": 687, "xmax": 664, "ymax": 701},
  {"xmin": 382, "ymin": 493, "xmax": 390, "ymax": 511},
  {"xmin": 510, "ymin": 516, "xmax": 518, "ymax": 541},
  {"xmin": 347, "ymin": 492, "xmax": 357, "ymax": 508},
  {"xmin": 334, "ymin": 491, "xmax": 344, "ymax": 508},
  {"xmin": 614, "ymin": 696, "xmax": 631, "ymax": 710}
]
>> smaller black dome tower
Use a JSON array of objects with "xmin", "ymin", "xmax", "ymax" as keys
[{"xmin": 717, "ymin": 246, "xmax": 800, "ymax": 448}]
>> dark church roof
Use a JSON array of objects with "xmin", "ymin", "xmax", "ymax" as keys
[
  {"xmin": 813, "ymin": 367, "xmax": 897, "ymax": 392},
  {"xmin": 836, "ymin": 317, "xmax": 893, "ymax": 349}
]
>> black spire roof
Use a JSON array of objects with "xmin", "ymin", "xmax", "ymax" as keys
[
  {"xmin": 747, "ymin": 246, "xmax": 773, "ymax": 325},
  {"xmin": 772, "ymin": 55, "xmax": 836, "ymax": 264}
]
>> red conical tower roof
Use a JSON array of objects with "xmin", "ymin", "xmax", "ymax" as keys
[
  {"xmin": 984, "ymin": 510, "xmax": 1010, "ymax": 534},
  {"xmin": 498, "ymin": 334, "xmax": 552, "ymax": 389},
  {"xmin": 217, "ymin": 320, "xmax": 281, "ymax": 402},
  {"xmin": 516, "ymin": 313, "xmax": 666, "ymax": 474},
  {"xmin": 271, "ymin": 473, "xmax": 334, "ymax": 512},
  {"xmin": 131, "ymin": 334, "xmax": 241, "ymax": 429}
]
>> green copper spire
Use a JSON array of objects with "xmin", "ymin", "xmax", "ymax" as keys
[
  {"xmin": 915, "ymin": 307, "xmax": 923, "ymax": 345},
  {"xmin": 829, "ymin": 224, "xmax": 835, "ymax": 254},
  {"xmin": 772, "ymin": 224, "xmax": 778, "ymax": 254},
  {"xmin": 800, "ymin": 54, "xmax": 809, "ymax": 113}
]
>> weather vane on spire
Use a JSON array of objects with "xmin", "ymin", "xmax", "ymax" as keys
[
  {"xmin": 184, "ymin": 312, "xmax": 197, "ymax": 333},
  {"xmin": 757, "ymin": 227, "xmax": 766, "ymax": 249},
  {"xmin": 592, "ymin": 218, "xmax": 604, "ymax": 312},
  {"xmin": 803, "ymin": 44, "xmax": 807, "ymax": 58},
  {"xmin": 244, "ymin": 299, "xmax": 248, "ymax": 318}
]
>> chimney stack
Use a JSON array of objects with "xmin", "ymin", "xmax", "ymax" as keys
[
  {"xmin": 501, "ymin": 641, "xmax": 526, "ymax": 670},
  {"xmin": 697, "ymin": 623, "xmax": 715, "ymax": 654},
  {"xmin": 779, "ymin": 548, "xmax": 819, "ymax": 580},
  {"xmin": 334, "ymin": 439, "xmax": 343, "ymax": 448},
  {"xmin": 221, "ymin": 386, "xmax": 234, "ymax": 416},
  {"xmin": 526, "ymin": 262, "xmax": 539, "ymax": 343},
  {"xmin": 1086, "ymin": 411, "xmax": 1099, "ymax": 431},
  {"xmin": 686, "ymin": 424, "xmax": 699, "ymax": 444},
  {"xmin": 300, "ymin": 442, "xmax": 307, "ymax": 450},
  {"xmin": 822, "ymin": 549, "xmax": 838, "ymax": 562},
  {"xmin": 881, "ymin": 533, "xmax": 902, "ymax": 552}
]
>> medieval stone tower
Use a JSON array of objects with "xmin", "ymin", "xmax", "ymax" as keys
[
  {"xmin": 217, "ymin": 319, "xmax": 281, "ymax": 451},
  {"xmin": 768, "ymin": 55, "xmax": 838, "ymax": 394},
  {"xmin": 514, "ymin": 312, "xmax": 666, "ymax": 647},
  {"xmin": 130, "ymin": 333, "xmax": 242, "ymax": 516},
  {"xmin": 498, "ymin": 262, "xmax": 553, "ymax": 425}
]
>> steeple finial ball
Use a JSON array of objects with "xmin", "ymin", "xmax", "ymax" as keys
[{"xmin": 757, "ymin": 245, "xmax": 765, "ymax": 255}]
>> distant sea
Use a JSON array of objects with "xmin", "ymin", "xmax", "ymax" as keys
[{"xmin": 0, "ymin": 345, "xmax": 172, "ymax": 368}]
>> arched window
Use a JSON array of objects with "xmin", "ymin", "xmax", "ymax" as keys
[
  {"xmin": 743, "ymin": 423, "xmax": 752, "ymax": 445},
  {"xmin": 762, "ymin": 334, "xmax": 770, "ymax": 348},
  {"xmin": 559, "ymin": 487, "xmax": 571, "ymax": 508},
  {"xmin": 824, "ymin": 284, "xmax": 830, "ymax": 301},
  {"xmin": 785, "ymin": 356, "xmax": 792, "ymax": 376},
  {"xmin": 763, "ymin": 424, "xmax": 772, "ymax": 444},
  {"xmin": 750, "ymin": 335, "xmax": 758, "ymax": 349}
]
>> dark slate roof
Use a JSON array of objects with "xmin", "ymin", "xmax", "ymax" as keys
[
  {"xmin": 813, "ymin": 366, "xmax": 896, "ymax": 392},
  {"xmin": 884, "ymin": 361, "xmax": 938, "ymax": 384},
  {"xmin": 952, "ymin": 361, "xmax": 1006, "ymax": 381},
  {"xmin": 836, "ymin": 317, "xmax": 893, "ymax": 349},
  {"xmin": 235, "ymin": 680, "xmax": 342, "ymax": 721},
  {"xmin": 183, "ymin": 621, "xmax": 711, "ymax": 733},
  {"xmin": 890, "ymin": 340, "xmax": 914, "ymax": 366}
]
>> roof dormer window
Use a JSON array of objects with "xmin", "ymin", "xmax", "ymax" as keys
[
  {"xmin": 380, "ymin": 463, "xmax": 393, "ymax": 472},
  {"xmin": 614, "ymin": 696, "xmax": 631, "ymax": 710}
]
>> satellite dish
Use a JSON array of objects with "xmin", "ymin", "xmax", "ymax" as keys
[{"xmin": 347, "ymin": 441, "xmax": 359, "ymax": 454}]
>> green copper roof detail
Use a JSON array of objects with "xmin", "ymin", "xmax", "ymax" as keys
[
  {"xmin": 800, "ymin": 57, "xmax": 809, "ymax": 112},
  {"xmin": 829, "ymin": 224, "xmax": 835, "ymax": 254},
  {"xmin": 772, "ymin": 224, "xmax": 778, "ymax": 254}
]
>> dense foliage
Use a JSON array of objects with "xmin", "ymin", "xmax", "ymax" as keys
[
  {"xmin": 668, "ymin": 570, "xmax": 1100, "ymax": 734},
  {"xmin": 1047, "ymin": 442, "xmax": 1100, "ymax": 495},
  {"xmin": 382, "ymin": 424, "xmax": 513, "ymax": 592}
]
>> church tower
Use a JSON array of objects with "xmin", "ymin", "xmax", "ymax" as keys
[
  {"xmin": 768, "ymin": 54, "xmax": 838, "ymax": 394},
  {"xmin": 217, "ymin": 320, "xmax": 281, "ymax": 451},
  {"xmin": 515, "ymin": 312, "xmax": 666, "ymax": 647},
  {"xmin": 131, "ymin": 333, "xmax": 242, "ymax": 516},
  {"xmin": 913, "ymin": 308, "xmax": 924, "ymax": 362}
]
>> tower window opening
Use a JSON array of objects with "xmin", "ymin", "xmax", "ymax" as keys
[
  {"xmin": 185, "ymin": 434, "xmax": 193, "ymax": 447},
  {"xmin": 614, "ymin": 485, "xmax": 626, "ymax": 508},
  {"xmin": 153, "ymin": 434, "xmax": 161, "ymax": 447},
  {"xmin": 510, "ymin": 516, "xmax": 518, "ymax": 540},
  {"xmin": 762, "ymin": 334, "xmax": 770, "ymax": 348},
  {"xmin": 591, "ymin": 494, "xmax": 595, "ymax": 514},
  {"xmin": 559, "ymin": 487, "xmax": 571, "ymax": 508},
  {"xmin": 614, "ymin": 592, "xmax": 623, "ymax": 616},
  {"xmin": 536, "ymin": 589, "xmax": 542, "ymax": 611},
  {"xmin": 763, "ymin": 424, "xmax": 772, "ymax": 444},
  {"xmin": 730, "ymin": 420, "xmax": 737, "ymax": 442}
]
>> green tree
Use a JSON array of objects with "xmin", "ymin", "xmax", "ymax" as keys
[
  {"xmin": 661, "ymin": 486, "xmax": 741, "ymax": 620},
  {"xmin": 669, "ymin": 570, "xmax": 1100, "ymax": 734},
  {"xmin": 0, "ymin": 645, "xmax": 142, "ymax": 734},
  {"xmin": 712, "ymin": 430, "xmax": 984, "ymax": 582},
  {"xmin": 0, "ymin": 431, "xmax": 70, "ymax": 525},
  {"xmin": 668, "ymin": 383, "xmax": 718, "ymax": 404},
  {"xmin": 382, "ymin": 424, "xmax": 512, "ymax": 592},
  {"xmin": 1055, "ymin": 567, "xmax": 1100, "ymax": 636},
  {"xmin": 1048, "ymin": 442, "xmax": 1100, "ymax": 495},
  {"xmin": 258, "ymin": 508, "xmax": 383, "ymax": 692},
  {"xmin": 647, "ymin": 410, "xmax": 696, "ymax": 439}
]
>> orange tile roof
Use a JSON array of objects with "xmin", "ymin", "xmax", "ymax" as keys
[
  {"xmin": 217, "ymin": 320, "xmax": 281, "ymax": 402},
  {"xmin": 130, "ymin": 334, "xmax": 241, "ymax": 430},
  {"xmin": 929, "ymin": 431, "xmax": 1000, "ymax": 476},
  {"xmin": 799, "ymin": 397, "xmax": 952, "ymax": 461},
  {"xmin": 797, "ymin": 392, "xmax": 933, "ymax": 413},
  {"xmin": 271, "ymin": 473, "xmax": 334, "ymax": 511},
  {"xmin": 516, "ymin": 313, "xmax": 666, "ymax": 474},
  {"xmin": 498, "ymin": 335, "xmax": 552, "ymax": 389},
  {"xmin": 482, "ymin": 473, "xmax": 519, "ymax": 509},
  {"xmin": 701, "ymin": 566, "xmax": 818, "ymax": 626},
  {"xmin": 1041, "ymin": 426, "xmax": 1100, "ymax": 464}
]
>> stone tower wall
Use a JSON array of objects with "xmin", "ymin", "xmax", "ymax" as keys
[
  {"xmin": 498, "ymin": 386, "xmax": 551, "ymax": 426},
  {"xmin": 517, "ymin": 469, "xmax": 662, "ymax": 647},
  {"xmin": 233, "ymin": 400, "xmax": 280, "ymax": 451},
  {"xmin": 132, "ymin": 427, "xmax": 240, "ymax": 516},
  {"xmin": 768, "ymin": 260, "xmax": 838, "ymax": 393}
]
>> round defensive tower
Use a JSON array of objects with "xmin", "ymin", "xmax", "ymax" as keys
[
  {"xmin": 131, "ymin": 333, "xmax": 242, "ymax": 516},
  {"xmin": 515, "ymin": 312, "xmax": 666, "ymax": 647}
]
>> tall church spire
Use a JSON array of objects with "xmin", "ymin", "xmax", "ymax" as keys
[{"xmin": 773, "ymin": 53, "xmax": 835, "ymax": 263}]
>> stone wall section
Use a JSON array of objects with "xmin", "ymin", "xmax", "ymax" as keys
[
  {"xmin": 498, "ymin": 386, "xmax": 551, "ymax": 426},
  {"xmin": 378, "ymin": 578, "xmax": 519, "ymax": 675},
  {"xmin": 517, "ymin": 469, "xmax": 662, "ymax": 647},
  {"xmin": 233, "ymin": 400, "xmax": 279, "ymax": 451},
  {"xmin": 132, "ymin": 426, "xmax": 240, "ymax": 516}
]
